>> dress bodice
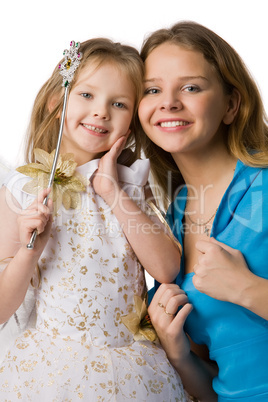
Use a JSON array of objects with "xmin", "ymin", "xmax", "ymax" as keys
[{"xmin": 5, "ymin": 158, "xmax": 151, "ymax": 346}]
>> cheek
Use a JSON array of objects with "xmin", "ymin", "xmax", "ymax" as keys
[
  {"xmin": 120, "ymin": 113, "xmax": 133, "ymax": 132},
  {"xmin": 65, "ymin": 101, "xmax": 79, "ymax": 121},
  {"xmin": 198, "ymin": 97, "xmax": 226, "ymax": 123},
  {"xmin": 138, "ymin": 99, "xmax": 150, "ymax": 125}
]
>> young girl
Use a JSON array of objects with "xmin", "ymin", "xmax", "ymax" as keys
[
  {"xmin": 0, "ymin": 38, "xmax": 188, "ymax": 401},
  {"xmin": 139, "ymin": 21, "xmax": 268, "ymax": 401}
]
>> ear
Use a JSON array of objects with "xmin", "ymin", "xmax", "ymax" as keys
[
  {"xmin": 48, "ymin": 95, "xmax": 60, "ymax": 115},
  {"xmin": 223, "ymin": 88, "xmax": 241, "ymax": 125}
]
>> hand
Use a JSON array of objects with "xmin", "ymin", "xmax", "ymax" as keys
[
  {"xmin": 91, "ymin": 135, "xmax": 128, "ymax": 206},
  {"xmin": 194, "ymin": 237, "xmax": 254, "ymax": 304},
  {"xmin": 17, "ymin": 188, "xmax": 53, "ymax": 253},
  {"xmin": 148, "ymin": 283, "xmax": 193, "ymax": 365}
]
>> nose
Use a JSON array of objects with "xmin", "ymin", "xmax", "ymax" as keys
[
  {"xmin": 160, "ymin": 91, "xmax": 182, "ymax": 112},
  {"xmin": 93, "ymin": 112, "xmax": 108, "ymax": 120},
  {"xmin": 92, "ymin": 103, "xmax": 110, "ymax": 120}
]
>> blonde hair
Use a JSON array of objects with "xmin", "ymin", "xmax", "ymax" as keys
[
  {"xmin": 140, "ymin": 21, "xmax": 268, "ymax": 207},
  {"xmin": 25, "ymin": 38, "xmax": 144, "ymax": 165}
]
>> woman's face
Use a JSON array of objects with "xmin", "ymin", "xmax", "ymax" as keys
[{"xmin": 138, "ymin": 43, "xmax": 234, "ymax": 159}]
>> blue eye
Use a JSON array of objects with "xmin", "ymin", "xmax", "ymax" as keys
[
  {"xmin": 113, "ymin": 102, "xmax": 125, "ymax": 109},
  {"xmin": 183, "ymin": 85, "xmax": 199, "ymax": 93},
  {"xmin": 144, "ymin": 88, "xmax": 160, "ymax": 95},
  {"xmin": 81, "ymin": 93, "xmax": 92, "ymax": 99}
]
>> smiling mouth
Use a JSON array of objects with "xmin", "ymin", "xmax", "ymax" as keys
[
  {"xmin": 82, "ymin": 124, "xmax": 108, "ymax": 134},
  {"xmin": 159, "ymin": 121, "xmax": 189, "ymax": 128}
]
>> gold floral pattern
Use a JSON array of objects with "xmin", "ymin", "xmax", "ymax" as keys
[{"xmin": 0, "ymin": 159, "xmax": 188, "ymax": 401}]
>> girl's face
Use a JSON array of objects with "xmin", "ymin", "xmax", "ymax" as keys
[
  {"xmin": 61, "ymin": 61, "xmax": 135, "ymax": 165},
  {"xmin": 138, "ymin": 43, "xmax": 235, "ymax": 160}
]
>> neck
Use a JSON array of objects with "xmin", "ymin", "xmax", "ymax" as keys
[
  {"xmin": 172, "ymin": 146, "xmax": 237, "ymax": 198},
  {"xmin": 173, "ymin": 142, "xmax": 237, "ymax": 238}
]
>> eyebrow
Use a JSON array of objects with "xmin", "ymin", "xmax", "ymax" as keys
[
  {"xmin": 143, "ymin": 75, "xmax": 209, "ymax": 83},
  {"xmin": 74, "ymin": 84, "xmax": 134, "ymax": 100},
  {"xmin": 116, "ymin": 95, "xmax": 133, "ymax": 100}
]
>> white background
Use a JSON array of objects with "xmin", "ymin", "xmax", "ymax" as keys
[
  {"xmin": 0, "ymin": 0, "xmax": 267, "ymax": 168},
  {"xmin": 1, "ymin": 0, "xmax": 267, "ymax": 288}
]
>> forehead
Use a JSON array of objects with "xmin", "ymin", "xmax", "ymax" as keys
[
  {"xmin": 145, "ymin": 43, "xmax": 213, "ymax": 78},
  {"xmin": 76, "ymin": 60, "xmax": 134, "ymax": 88},
  {"xmin": 73, "ymin": 60, "xmax": 136, "ymax": 101},
  {"xmin": 76, "ymin": 58, "xmax": 128, "ymax": 81}
]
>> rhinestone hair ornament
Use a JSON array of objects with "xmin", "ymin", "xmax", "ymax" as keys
[
  {"xmin": 27, "ymin": 41, "xmax": 82, "ymax": 249},
  {"xmin": 58, "ymin": 41, "xmax": 83, "ymax": 87}
]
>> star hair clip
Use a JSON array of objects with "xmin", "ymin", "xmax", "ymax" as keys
[{"xmin": 27, "ymin": 41, "xmax": 82, "ymax": 249}]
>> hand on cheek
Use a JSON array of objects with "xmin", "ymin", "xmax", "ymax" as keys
[{"xmin": 91, "ymin": 135, "xmax": 128, "ymax": 205}]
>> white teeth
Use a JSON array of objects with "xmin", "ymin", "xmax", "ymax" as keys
[
  {"xmin": 83, "ymin": 124, "xmax": 107, "ymax": 133},
  {"xmin": 160, "ymin": 121, "xmax": 188, "ymax": 127}
]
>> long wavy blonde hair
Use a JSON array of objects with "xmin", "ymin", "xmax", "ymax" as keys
[
  {"xmin": 140, "ymin": 21, "xmax": 268, "ymax": 208},
  {"xmin": 25, "ymin": 38, "xmax": 144, "ymax": 166}
]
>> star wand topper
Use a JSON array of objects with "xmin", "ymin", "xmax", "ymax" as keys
[{"xmin": 27, "ymin": 41, "xmax": 82, "ymax": 249}]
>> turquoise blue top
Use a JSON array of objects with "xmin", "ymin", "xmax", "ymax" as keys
[{"xmin": 164, "ymin": 160, "xmax": 268, "ymax": 401}]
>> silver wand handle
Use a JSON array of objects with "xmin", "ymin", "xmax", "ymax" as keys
[
  {"xmin": 26, "ymin": 40, "xmax": 82, "ymax": 249},
  {"xmin": 26, "ymin": 87, "xmax": 69, "ymax": 249}
]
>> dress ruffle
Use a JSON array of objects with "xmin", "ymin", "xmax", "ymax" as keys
[{"xmin": 1, "ymin": 328, "xmax": 186, "ymax": 401}]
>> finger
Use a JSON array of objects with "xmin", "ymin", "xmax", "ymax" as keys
[
  {"xmin": 37, "ymin": 187, "xmax": 51, "ymax": 203},
  {"xmin": 165, "ymin": 292, "xmax": 189, "ymax": 316},
  {"xmin": 195, "ymin": 239, "xmax": 211, "ymax": 253},
  {"xmin": 109, "ymin": 136, "xmax": 128, "ymax": 159},
  {"xmin": 25, "ymin": 188, "xmax": 51, "ymax": 211},
  {"xmin": 95, "ymin": 136, "xmax": 127, "ymax": 178},
  {"xmin": 150, "ymin": 283, "xmax": 182, "ymax": 309},
  {"xmin": 25, "ymin": 201, "xmax": 51, "ymax": 223},
  {"xmin": 19, "ymin": 216, "xmax": 47, "ymax": 238},
  {"xmin": 33, "ymin": 200, "xmax": 53, "ymax": 218},
  {"xmin": 149, "ymin": 284, "xmax": 186, "ymax": 320},
  {"xmin": 196, "ymin": 237, "xmax": 234, "ymax": 256},
  {"xmin": 33, "ymin": 202, "xmax": 52, "ymax": 217},
  {"xmin": 149, "ymin": 283, "xmax": 174, "ymax": 312},
  {"xmin": 195, "ymin": 238, "xmax": 228, "ymax": 256},
  {"xmin": 209, "ymin": 237, "xmax": 234, "ymax": 254},
  {"xmin": 169, "ymin": 303, "xmax": 193, "ymax": 330},
  {"xmin": 44, "ymin": 214, "xmax": 53, "ymax": 233},
  {"xmin": 46, "ymin": 198, "xmax": 54, "ymax": 215}
]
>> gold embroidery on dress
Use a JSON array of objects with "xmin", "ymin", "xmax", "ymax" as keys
[{"xmin": 0, "ymin": 163, "xmax": 188, "ymax": 401}]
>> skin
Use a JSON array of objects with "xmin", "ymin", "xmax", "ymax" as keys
[
  {"xmin": 0, "ymin": 58, "xmax": 181, "ymax": 325},
  {"xmin": 139, "ymin": 42, "xmax": 268, "ymax": 400},
  {"xmin": 138, "ymin": 43, "xmax": 238, "ymax": 160},
  {"xmin": 60, "ymin": 62, "xmax": 134, "ymax": 165},
  {"xmin": 91, "ymin": 135, "xmax": 181, "ymax": 283}
]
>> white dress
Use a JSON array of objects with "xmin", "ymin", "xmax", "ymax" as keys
[
  {"xmin": 0, "ymin": 160, "xmax": 36, "ymax": 363},
  {"xmin": 0, "ymin": 159, "xmax": 187, "ymax": 402}
]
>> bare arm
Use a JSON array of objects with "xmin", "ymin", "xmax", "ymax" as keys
[
  {"xmin": 91, "ymin": 137, "xmax": 181, "ymax": 283},
  {"xmin": 148, "ymin": 283, "xmax": 218, "ymax": 401},
  {"xmin": 0, "ymin": 186, "xmax": 52, "ymax": 323}
]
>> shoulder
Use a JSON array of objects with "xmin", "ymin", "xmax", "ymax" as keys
[
  {"xmin": 3, "ymin": 169, "xmax": 31, "ymax": 191},
  {"xmin": 234, "ymin": 160, "xmax": 268, "ymax": 183},
  {"xmin": 226, "ymin": 161, "xmax": 268, "ymax": 204},
  {"xmin": 2, "ymin": 169, "xmax": 34, "ymax": 209},
  {"xmin": 118, "ymin": 159, "xmax": 150, "ymax": 187}
]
